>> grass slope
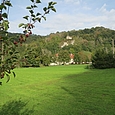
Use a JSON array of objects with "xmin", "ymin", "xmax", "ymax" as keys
[{"xmin": 0, "ymin": 65, "xmax": 115, "ymax": 115}]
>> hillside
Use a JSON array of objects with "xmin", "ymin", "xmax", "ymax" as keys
[{"xmin": 9, "ymin": 26, "xmax": 115, "ymax": 66}]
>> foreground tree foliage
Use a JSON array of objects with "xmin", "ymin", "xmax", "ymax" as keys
[{"xmin": 0, "ymin": 0, "xmax": 56, "ymax": 85}]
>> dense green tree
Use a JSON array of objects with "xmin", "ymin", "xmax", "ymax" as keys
[
  {"xmin": 92, "ymin": 49, "xmax": 115, "ymax": 69},
  {"xmin": 41, "ymin": 55, "xmax": 50, "ymax": 66},
  {"xmin": 58, "ymin": 50, "xmax": 70, "ymax": 65},
  {"xmin": 74, "ymin": 53, "xmax": 81, "ymax": 64},
  {"xmin": 46, "ymin": 42, "xmax": 59, "ymax": 54}
]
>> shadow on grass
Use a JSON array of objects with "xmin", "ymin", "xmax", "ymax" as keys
[{"xmin": 0, "ymin": 99, "xmax": 34, "ymax": 115}]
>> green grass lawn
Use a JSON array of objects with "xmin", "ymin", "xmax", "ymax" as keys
[{"xmin": 0, "ymin": 65, "xmax": 115, "ymax": 115}]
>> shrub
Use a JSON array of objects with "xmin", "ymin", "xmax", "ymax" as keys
[{"xmin": 92, "ymin": 49, "xmax": 115, "ymax": 69}]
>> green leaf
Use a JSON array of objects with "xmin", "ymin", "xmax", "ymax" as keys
[
  {"xmin": 31, "ymin": 14, "xmax": 35, "ymax": 17},
  {"xmin": 18, "ymin": 23, "xmax": 25, "ymax": 28},
  {"xmin": 5, "ymin": 1, "xmax": 12, "ymax": 7},
  {"xmin": 42, "ymin": 16, "xmax": 46, "ymax": 21},
  {"xmin": 51, "ymin": 7, "xmax": 56, "ymax": 12},
  {"xmin": 52, "ymin": 2, "xmax": 57, "ymax": 5},
  {"xmin": 0, "ymin": 4, "xmax": 6, "ymax": 10},
  {"xmin": 2, "ymin": 13, "xmax": 8, "ymax": 18},
  {"xmin": 36, "ymin": 12, "xmax": 41, "ymax": 16},
  {"xmin": 43, "ymin": 7, "xmax": 47, "ymax": 12},
  {"xmin": 33, "ymin": 5, "xmax": 37, "ymax": 8},
  {"xmin": 29, "ymin": 10, "xmax": 34, "ymax": 14},
  {"xmin": 23, "ymin": 16, "xmax": 29, "ymax": 20},
  {"xmin": 31, "ymin": 0, "xmax": 34, "ymax": 2},
  {"xmin": 49, "ymin": 2, "xmax": 53, "ymax": 6},
  {"xmin": 2, "ymin": 20, "xmax": 9, "ymax": 30},
  {"xmin": 32, "ymin": 18, "xmax": 35, "ymax": 22},
  {"xmin": 36, "ymin": 0, "xmax": 41, "ymax": 3},
  {"xmin": 48, "ymin": 5, "xmax": 53, "ymax": 9},
  {"xmin": 26, "ymin": 6, "xmax": 32, "ymax": 9},
  {"xmin": 37, "ymin": 17, "xmax": 41, "ymax": 22},
  {"xmin": 0, "ymin": 5, "xmax": 3, "ymax": 10}
]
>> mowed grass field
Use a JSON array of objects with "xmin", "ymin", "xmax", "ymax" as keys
[{"xmin": 0, "ymin": 65, "xmax": 115, "ymax": 115}]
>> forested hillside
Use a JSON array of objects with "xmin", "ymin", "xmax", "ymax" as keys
[{"xmin": 9, "ymin": 26, "xmax": 115, "ymax": 67}]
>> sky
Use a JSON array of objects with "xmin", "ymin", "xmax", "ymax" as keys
[{"xmin": 7, "ymin": 0, "xmax": 115, "ymax": 35}]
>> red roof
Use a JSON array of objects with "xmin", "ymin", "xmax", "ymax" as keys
[{"xmin": 70, "ymin": 54, "xmax": 74, "ymax": 59}]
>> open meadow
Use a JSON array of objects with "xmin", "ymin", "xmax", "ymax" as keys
[{"xmin": 0, "ymin": 65, "xmax": 115, "ymax": 115}]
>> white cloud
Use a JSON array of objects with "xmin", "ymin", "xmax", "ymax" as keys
[
  {"xmin": 64, "ymin": 0, "xmax": 81, "ymax": 5},
  {"xmin": 99, "ymin": 3, "xmax": 107, "ymax": 13},
  {"xmin": 98, "ymin": 4, "xmax": 115, "ymax": 29},
  {"xmin": 32, "ymin": 13, "xmax": 101, "ymax": 35}
]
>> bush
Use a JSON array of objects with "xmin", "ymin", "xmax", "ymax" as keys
[{"xmin": 92, "ymin": 49, "xmax": 115, "ymax": 69}]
